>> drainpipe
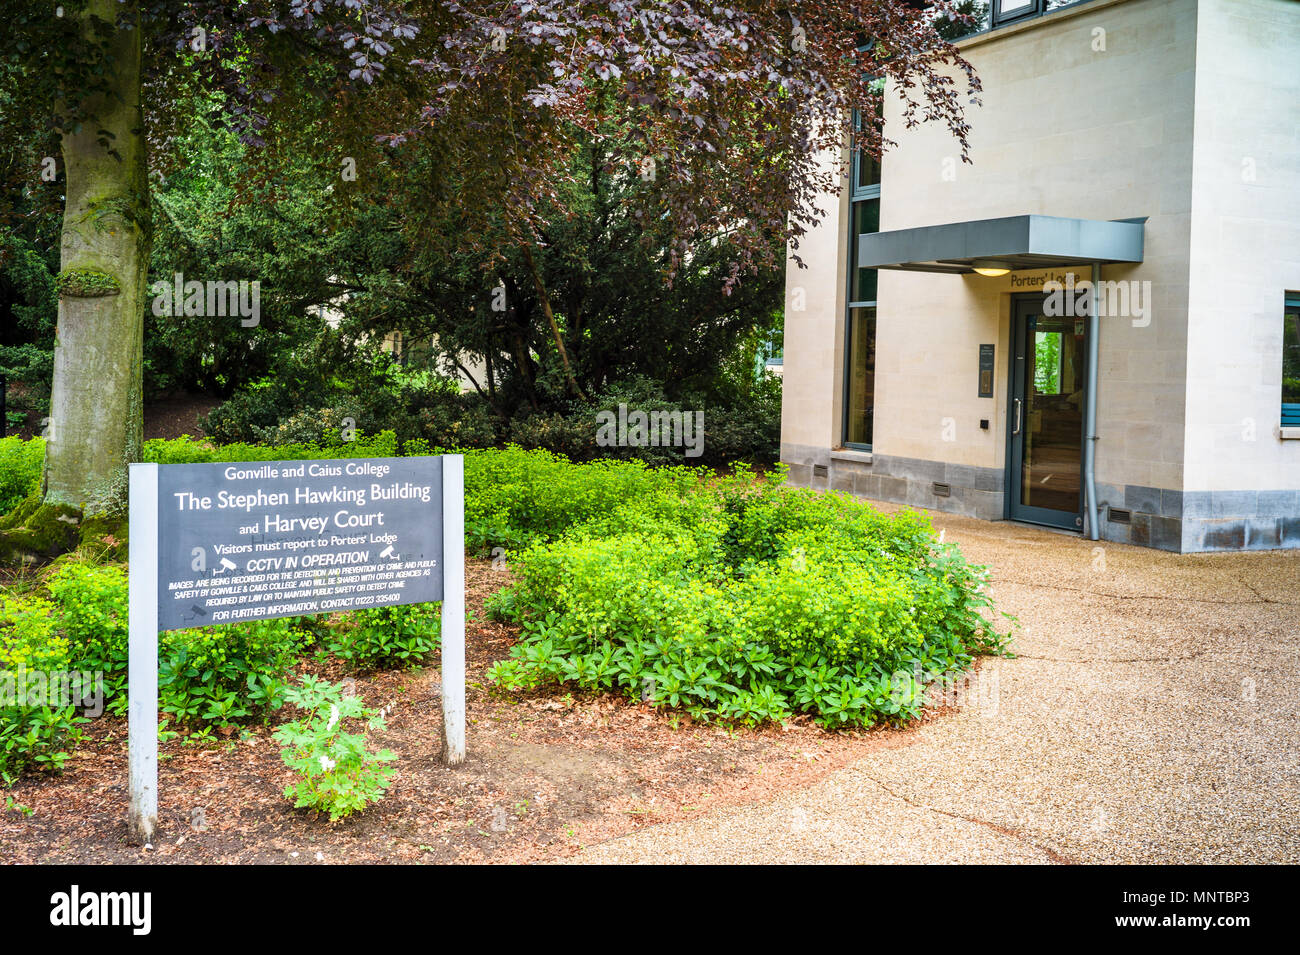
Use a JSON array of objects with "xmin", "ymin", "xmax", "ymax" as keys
[{"xmin": 1084, "ymin": 261, "xmax": 1101, "ymax": 540}]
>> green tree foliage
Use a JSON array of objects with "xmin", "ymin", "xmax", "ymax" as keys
[
  {"xmin": 0, "ymin": 61, "xmax": 60, "ymax": 428},
  {"xmin": 336, "ymin": 130, "xmax": 786, "ymax": 416},
  {"xmin": 0, "ymin": 0, "xmax": 981, "ymax": 522},
  {"xmin": 147, "ymin": 98, "xmax": 367, "ymax": 398}
]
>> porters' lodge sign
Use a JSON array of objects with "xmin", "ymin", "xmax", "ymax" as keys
[{"xmin": 152, "ymin": 457, "xmax": 444, "ymax": 631}]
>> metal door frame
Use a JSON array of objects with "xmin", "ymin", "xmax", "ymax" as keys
[{"xmin": 1005, "ymin": 293, "xmax": 1087, "ymax": 530}]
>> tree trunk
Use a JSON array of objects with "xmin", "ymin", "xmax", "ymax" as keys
[
  {"xmin": 510, "ymin": 329, "xmax": 540, "ymax": 412},
  {"xmin": 520, "ymin": 243, "xmax": 584, "ymax": 400},
  {"xmin": 44, "ymin": 0, "xmax": 149, "ymax": 516}
]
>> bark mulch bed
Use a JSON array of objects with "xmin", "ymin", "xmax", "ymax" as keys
[
  {"xmin": 144, "ymin": 393, "xmax": 223, "ymax": 441},
  {"xmin": 2, "ymin": 391, "xmax": 219, "ymax": 442},
  {"xmin": 1, "ymin": 559, "xmax": 949, "ymax": 865}
]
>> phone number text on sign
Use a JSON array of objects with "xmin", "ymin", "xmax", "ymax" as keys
[{"xmin": 154, "ymin": 456, "xmax": 444, "ymax": 631}]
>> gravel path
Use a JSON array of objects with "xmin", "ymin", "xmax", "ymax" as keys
[{"xmin": 570, "ymin": 512, "xmax": 1300, "ymax": 864}]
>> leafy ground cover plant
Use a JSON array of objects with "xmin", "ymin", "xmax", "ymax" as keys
[
  {"xmin": 462, "ymin": 446, "xmax": 705, "ymax": 553},
  {"xmin": 158, "ymin": 619, "xmax": 307, "ymax": 732},
  {"xmin": 0, "ymin": 435, "xmax": 1008, "ymax": 749},
  {"xmin": 0, "ymin": 593, "xmax": 87, "ymax": 782},
  {"xmin": 44, "ymin": 562, "xmax": 129, "ymax": 701},
  {"xmin": 274, "ymin": 676, "xmax": 397, "ymax": 822},
  {"xmin": 35, "ymin": 562, "xmax": 307, "ymax": 734},
  {"xmin": 489, "ymin": 469, "xmax": 1011, "ymax": 729},
  {"xmin": 328, "ymin": 604, "xmax": 440, "ymax": 672},
  {"xmin": 0, "ymin": 436, "xmax": 44, "ymax": 515}
]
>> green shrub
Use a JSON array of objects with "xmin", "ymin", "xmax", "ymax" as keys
[
  {"xmin": 0, "ymin": 436, "xmax": 44, "ymax": 515},
  {"xmin": 371, "ymin": 380, "xmax": 499, "ymax": 449},
  {"xmin": 46, "ymin": 562, "xmax": 129, "ymax": 701},
  {"xmin": 159, "ymin": 618, "xmax": 306, "ymax": 729},
  {"xmin": 329, "ymin": 604, "xmax": 440, "ymax": 671},
  {"xmin": 43, "ymin": 562, "xmax": 304, "ymax": 730},
  {"xmin": 0, "ymin": 594, "xmax": 87, "ymax": 783},
  {"xmin": 463, "ymin": 446, "xmax": 704, "ymax": 552},
  {"xmin": 274, "ymin": 676, "xmax": 397, "ymax": 822},
  {"xmin": 202, "ymin": 379, "xmax": 301, "ymax": 445},
  {"xmin": 489, "ymin": 477, "xmax": 1010, "ymax": 729},
  {"xmin": 507, "ymin": 410, "xmax": 600, "ymax": 462},
  {"xmin": 253, "ymin": 402, "xmax": 367, "ymax": 446},
  {"xmin": 499, "ymin": 376, "xmax": 779, "ymax": 468},
  {"xmin": 201, "ymin": 367, "xmax": 776, "ymax": 466},
  {"xmin": 205, "ymin": 363, "xmax": 497, "ymax": 449}
]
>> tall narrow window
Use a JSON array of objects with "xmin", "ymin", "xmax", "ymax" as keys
[
  {"xmin": 1283, "ymin": 294, "xmax": 1300, "ymax": 427},
  {"xmin": 849, "ymin": 199, "xmax": 880, "ymax": 304},
  {"xmin": 844, "ymin": 110, "xmax": 880, "ymax": 450},
  {"xmin": 846, "ymin": 307, "xmax": 877, "ymax": 446}
]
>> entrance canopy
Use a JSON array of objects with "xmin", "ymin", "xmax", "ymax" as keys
[{"xmin": 856, "ymin": 214, "xmax": 1145, "ymax": 274}]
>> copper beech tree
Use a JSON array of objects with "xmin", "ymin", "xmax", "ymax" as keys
[{"xmin": 0, "ymin": 0, "xmax": 978, "ymax": 554}]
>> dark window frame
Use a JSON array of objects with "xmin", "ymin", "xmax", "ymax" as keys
[
  {"xmin": 842, "ymin": 110, "xmax": 880, "ymax": 451},
  {"xmin": 945, "ymin": 1, "xmax": 1107, "ymax": 43},
  {"xmin": 1283, "ymin": 293, "xmax": 1300, "ymax": 428},
  {"xmin": 992, "ymin": 0, "xmax": 1042, "ymax": 28},
  {"xmin": 850, "ymin": 108, "xmax": 882, "ymax": 202},
  {"xmin": 842, "ymin": 305, "xmax": 878, "ymax": 450}
]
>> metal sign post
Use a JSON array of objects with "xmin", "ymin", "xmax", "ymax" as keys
[
  {"xmin": 127, "ymin": 464, "xmax": 159, "ymax": 843},
  {"xmin": 440, "ymin": 454, "xmax": 465, "ymax": 766},
  {"xmin": 127, "ymin": 454, "xmax": 465, "ymax": 843}
]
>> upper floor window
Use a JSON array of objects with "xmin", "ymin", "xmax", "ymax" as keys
[
  {"xmin": 845, "ymin": 109, "xmax": 881, "ymax": 450},
  {"xmin": 850, "ymin": 100, "xmax": 882, "ymax": 199},
  {"xmin": 996, "ymin": 0, "xmax": 1083, "ymax": 26},
  {"xmin": 938, "ymin": 0, "xmax": 1097, "ymax": 42},
  {"xmin": 995, "ymin": 0, "xmax": 1036, "ymax": 24},
  {"xmin": 852, "ymin": 147, "xmax": 881, "ymax": 198}
]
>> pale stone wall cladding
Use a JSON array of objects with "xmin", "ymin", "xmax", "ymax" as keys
[
  {"xmin": 1181, "ymin": 0, "xmax": 1300, "ymax": 550},
  {"xmin": 781, "ymin": 141, "xmax": 850, "ymax": 482},
  {"xmin": 779, "ymin": 0, "xmax": 1300, "ymax": 551}
]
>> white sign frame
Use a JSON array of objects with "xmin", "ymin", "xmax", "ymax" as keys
[{"xmin": 127, "ymin": 454, "xmax": 465, "ymax": 843}]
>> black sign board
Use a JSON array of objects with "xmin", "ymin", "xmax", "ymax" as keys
[
  {"xmin": 978, "ymin": 344, "xmax": 996, "ymax": 398},
  {"xmin": 154, "ymin": 456, "xmax": 443, "ymax": 631}
]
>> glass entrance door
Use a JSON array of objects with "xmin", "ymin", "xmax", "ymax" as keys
[{"xmin": 1007, "ymin": 297, "xmax": 1086, "ymax": 530}]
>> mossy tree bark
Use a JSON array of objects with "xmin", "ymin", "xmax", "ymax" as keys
[{"xmin": 44, "ymin": 0, "xmax": 149, "ymax": 517}]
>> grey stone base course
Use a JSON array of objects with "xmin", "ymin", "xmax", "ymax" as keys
[
  {"xmin": 782, "ymin": 444, "xmax": 1300, "ymax": 553},
  {"xmin": 781, "ymin": 444, "xmax": 1005, "ymax": 522},
  {"xmin": 1095, "ymin": 485, "xmax": 1300, "ymax": 552}
]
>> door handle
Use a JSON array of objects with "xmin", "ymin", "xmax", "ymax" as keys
[{"xmin": 1012, "ymin": 398, "xmax": 1023, "ymax": 436}]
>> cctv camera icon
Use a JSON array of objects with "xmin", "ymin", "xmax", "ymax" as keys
[
  {"xmin": 216, "ymin": 558, "xmax": 238, "ymax": 573},
  {"xmin": 380, "ymin": 545, "xmax": 397, "ymax": 559}
]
